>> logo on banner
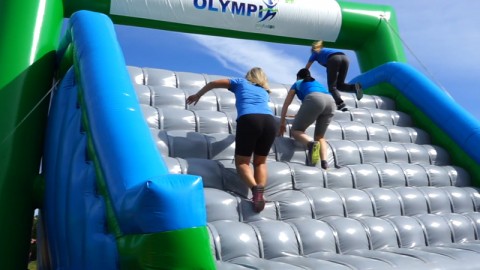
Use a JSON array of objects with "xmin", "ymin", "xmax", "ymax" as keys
[
  {"xmin": 259, "ymin": 0, "xmax": 279, "ymax": 22},
  {"xmin": 192, "ymin": 0, "xmax": 293, "ymax": 30}
]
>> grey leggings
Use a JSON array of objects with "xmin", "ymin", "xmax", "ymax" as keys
[{"xmin": 292, "ymin": 92, "xmax": 335, "ymax": 138}]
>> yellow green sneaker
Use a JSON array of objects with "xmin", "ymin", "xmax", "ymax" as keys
[{"xmin": 307, "ymin": 141, "xmax": 320, "ymax": 166}]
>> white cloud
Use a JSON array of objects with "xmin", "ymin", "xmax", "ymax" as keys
[{"xmin": 188, "ymin": 34, "xmax": 309, "ymax": 84}]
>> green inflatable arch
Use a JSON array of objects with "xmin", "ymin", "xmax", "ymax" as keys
[{"xmin": 1, "ymin": 0, "xmax": 478, "ymax": 269}]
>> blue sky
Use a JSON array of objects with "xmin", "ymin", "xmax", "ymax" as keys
[{"xmin": 114, "ymin": 0, "xmax": 480, "ymax": 120}]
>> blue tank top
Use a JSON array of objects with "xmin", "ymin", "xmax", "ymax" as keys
[
  {"xmin": 229, "ymin": 78, "xmax": 273, "ymax": 118},
  {"xmin": 308, "ymin": 48, "xmax": 344, "ymax": 66},
  {"xmin": 291, "ymin": 80, "xmax": 329, "ymax": 101}
]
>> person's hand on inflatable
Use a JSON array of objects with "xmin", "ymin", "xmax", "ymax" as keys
[
  {"xmin": 186, "ymin": 93, "xmax": 201, "ymax": 105},
  {"xmin": 278, "ymin": 119, "xmax": 287, "ymax": 136}
]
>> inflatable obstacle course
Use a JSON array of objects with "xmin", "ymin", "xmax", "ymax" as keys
[{"xmin": 1, "ymin": 0, "xmax": 479, "ymax": 269}]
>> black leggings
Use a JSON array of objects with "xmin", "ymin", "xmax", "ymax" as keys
[
  {"xmin": 235, "ymin": 114, "xmax": 276, "ymax": 157},
  {"xmin": 326, "ymin": 53, "xmax": 356, "ymax": 106}
]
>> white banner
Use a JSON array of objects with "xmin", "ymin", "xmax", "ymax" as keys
[{"xmin": 110, "ymin": 0, "xmax": 342, "ymax": 41}]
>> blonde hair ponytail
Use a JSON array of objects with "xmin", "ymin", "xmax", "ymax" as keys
[
  {"xmin": 311, "ymin": 40, "xmax": 323, "ymax": 53},
  {"xmin": 245, "ymin": 67, "xmax": 270, "ymax": 92}
]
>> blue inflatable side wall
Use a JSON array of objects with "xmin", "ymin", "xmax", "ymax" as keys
[
  {"xmin": 43, "ymin": 69, "xmax": 117, "ymax": 269},
  {"xmin": 355, "ymin": 62, "xmax": 480, "ymax": 164},
  {"xmin": 42, "ymin": 10, "xmax": 208, "ymax": 268}
]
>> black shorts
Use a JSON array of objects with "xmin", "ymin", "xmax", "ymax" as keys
[{"xmin": 235, "ymin": 114, "xmax": 276, "ymax": 157}]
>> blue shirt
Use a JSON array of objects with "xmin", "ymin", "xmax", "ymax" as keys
[
  {"xmin": 291, "ymin": 79, "xmax": 329, "ymax": 101},
  {"xmin": 228, "ymin": 78, "xmax": 273, "ymax": 118},
  {"xmin": 308, "ymin": 48, "xmax": 344, "ymax": 66}
]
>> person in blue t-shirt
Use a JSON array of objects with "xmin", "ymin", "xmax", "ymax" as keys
[
  {"xmin": 186, "ymin": 67, "xmax": 275, "ymax": 212},
  {"xmin": 306, "ymin": 40, "xmax": 363, "ymax": 111},
  {"xmin": 279, "ymin": 68, "xmax": 335, "ymax": 169}
]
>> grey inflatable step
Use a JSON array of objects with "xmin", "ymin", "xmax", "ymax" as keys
[{"xmin": 129, "ymin": 66, "xmax": 480, "ymax": 270}]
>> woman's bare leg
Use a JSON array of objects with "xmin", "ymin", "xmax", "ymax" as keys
[
  {"xmin": 292, "ymin": 130, "xmax": 312, "ymax": 146},
  {"xmin": 252, "ymin": 154, "xmax": 268, "ymax": 188},
  {"xmin": 234, "ymin": 155, "xmax": 255, "ymax": 188}
]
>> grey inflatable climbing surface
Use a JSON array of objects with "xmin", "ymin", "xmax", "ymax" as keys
[{"xmin": 129, "ymin": 66, "xmax": 480, "ymax": 270}]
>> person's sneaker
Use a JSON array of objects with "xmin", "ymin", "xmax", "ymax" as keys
[
  {"xmin": 337, "ymin": 103, "xmax": 349, "ymax": 112},
  {"xmin": 321, "ymin": 160, "xmax": 328, "ymax": 170},
  {"xmin": 251, "ymin": 186, "xmax": 265, "ymax": 212},
  {"xmin": 354, "ymin": 83, "xmax": 363, "ymax": 100},
  {"xmin": 307, "ymin": 141, "xmax": 320, "ymax": 166}
]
